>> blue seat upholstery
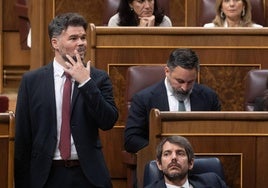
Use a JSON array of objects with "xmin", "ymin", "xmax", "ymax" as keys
[{"xmin": 143, "ymin": 157, "xmax": 225, "ymax": 187}]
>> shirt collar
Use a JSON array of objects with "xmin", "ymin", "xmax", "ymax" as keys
[
  {"xmin": 165, "ymin": 77, "xmax": 174, "ymax": 97},
  {"xmin": 53, "ymin": 58, "xmax": 65, "ymax": 77},
  {"xmin": 165, "ymin": 179, "xmax": 191, "ymax": 188}
]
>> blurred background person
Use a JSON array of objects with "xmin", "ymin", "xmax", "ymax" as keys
[
  {"xmin": 108, "ymin": 0, "xmax": 172, "ymax": 27},
  {"xmin": 204, "ymin": 0, "xmax": 263, "ymax": 27}
]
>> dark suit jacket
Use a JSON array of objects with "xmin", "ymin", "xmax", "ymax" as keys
[
  {"xmin": 14, "ymin": 63, "xmax": 118, "ymax": 188},
  {"xmin": 254, "ymin": 97, "xmax": 265, "ymax": 111},
  {"xmin": 144, "ymin": 172, "xmax": 227, "ymax": 188},
  {"xmin": 124, "ymin": 80, "xmax": 221, "ymax": 153}
]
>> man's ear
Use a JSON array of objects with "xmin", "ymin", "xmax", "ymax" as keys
[
  {"xmin": 51, "ymin": 38, "xmax": 58, "ymax": 50},
  {"xmin": 156, "ymin": 159, "xmax": 163, "ymax": 171},
  {"xmin": 188, "ymin": 158, "xmax": 194, "ymax": 170}
]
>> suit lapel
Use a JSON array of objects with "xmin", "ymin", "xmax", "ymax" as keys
[
  {"xmin": 189, "ymin": 84, "xmax": 201, "ymax": 111},
  {"xmin": 151, "ymin": 81, "xmax": 170, "ymax": 111},
  {"xmin": 71, "ymin": 82, "xmax": 79, "ymax": 111},
  {"xmin": 44, "ymin": 63, "xmax": 56, "ymax": 111},
  {"xmin": 43, "ymin": 63, "xmax": 57, "ymax": 133}
]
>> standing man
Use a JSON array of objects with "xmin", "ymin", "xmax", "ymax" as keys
[
  {"xmin": 125, "ymin": 48, "xmax": 221, "ymax": 153},
  {"xmin": 14, "ymin": 12, "xmax": 118, "ymax": 188}
]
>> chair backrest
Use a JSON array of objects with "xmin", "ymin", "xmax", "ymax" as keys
[
  {"xmin": 103, "ymin": 0, "xmax": 119, "ymax": 26},
  {"xmin": 102, "ymin": 0, "xmax": 170, "ymax": 26},
  {"xmin": 126, "ymin": 65, "xmax": 165, "ymax": 110},
  {"xmin": 143, "ymin": 157, "xmax": 225, "ymax": 187},
  {"xmin": 244, "ymin": 69, "xmax": 268, "ymax": 111},
  {"xmin": 198, "ymin": 0, "xmax": 265, "ymax": 26},
  {"xmin": 0, "ymin": 96, "xmax": 9, "ymax": 112}
]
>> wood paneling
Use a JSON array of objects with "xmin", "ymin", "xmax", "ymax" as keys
[
  {"xmin": 3, "ymin": 0, "xmax": 19, "ymax": 31},
  {"xmin": 55, "ymin": 0, "xmax": 104, "ymax": 26},
  {"xmin": 3, "ymin": 0, "xmax": 268, "ymax": 187},
  {"xmin": 78, "ymin": 26, "xmax": 268, "ymax": 186},
  {"xmin": 0, "ymin": 138, "xmax": 9, "ymax": 188},
  {"xmin": 3, "ymin": 32, "xmax": 30, "ymax": 90},
  {"xmin": 199, "ymin": 64, "xmax": 260, "ymax": 110},
  {"xmin": 0, "ymin": 112, "xmax": 15, "ymax": 188},
  {"xmin": 0, "ymin": 0, "xmax": 3, "ymax": 92},
  {"xmin": 134, "ymin": 110, "xmax": 268, "ymax": 188},
  {"xmin": 89, "ymin": 27, "xmax": 267, "ymax": 112}
]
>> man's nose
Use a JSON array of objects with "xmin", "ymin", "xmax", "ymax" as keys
[
  {"xmin": 180, "ymin": 83, "xmax": 189, "ymax": 91},
  {"xmin": 171, "ymin": 152, "xmax": 177, "ymax": 159}
]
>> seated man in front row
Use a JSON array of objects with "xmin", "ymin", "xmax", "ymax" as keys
[
  {"xmin": 145, "ymin": 136, "xmax": 227, "ymax": 188},
  {"xmin": 125, "ymin": 48, "xmax": 221, "ymax": 153}
]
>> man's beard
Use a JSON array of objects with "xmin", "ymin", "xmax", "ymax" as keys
[
  {"xmin": 162, "ymin": 167, "xmax": 188, "ymax": 182},
  {"xmin": 61, "ymin": 46, "xmax": 87, "ymax": 64},
  {"xmin": 62, "ymin": 54, "xmax": 77, "ymax": 64},
  {"xmin": 173, "ymin": 88, "xmax": 192, "ymax": 101}
]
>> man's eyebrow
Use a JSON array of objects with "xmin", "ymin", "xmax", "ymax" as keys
[
  {"xmin": 163, "ymin": 149, "xmax": 171, "ymax": 153},
  {"xmin": 68, "ymin": 33, "xmax": 86, "ymax": 38}
]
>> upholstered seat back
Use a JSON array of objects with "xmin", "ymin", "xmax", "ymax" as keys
[
  {"xmin": 0, "ymin": 96, "xmax": 9, "ymax": 112},
  {"xmin": 198, "ymin": 0, "xmax": 265, "ymax": 26},
  {"xmin": 198, "ymin": 0, "xmax": 216, "ymax": 27},
  {"xmin": 126, "ymin": 65, "xmax": 165, "ymax": 109},
  {"xmin": 143, "ymin": 157, "xmax": 225, "ymax": 187},
  {"xmin": 244, "ymin": 69, "xmax": 268, "ymax": 111},
  {"xmin": 103, "ymin": 0, "xmax": 119, "ymax": 26},
  {"xmin": 103, "ymin": 0, "xmax": 170, "ymax": 26}
]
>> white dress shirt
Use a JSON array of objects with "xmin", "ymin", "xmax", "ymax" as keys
[
  {"xmin": 165, "ymin": 77, "xmax": 191, "ymax": 111},
  {"xmin": 166, "ymin": 179, "xmax": 193, "ymax": 188},
  {"xmin": 53, "ymin": 59, "xmax": 78, "ymax": 160}
]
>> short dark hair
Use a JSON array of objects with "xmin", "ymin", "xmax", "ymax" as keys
[
  {"xmin": 167, "ymin": 48, "xmax": 200, "ymax": 72},
  {"xmin": 48, "ymin": 12, "xmax": 88, "ymax": 41},
  {"xmin": 156, "ymin": 136, "xmax": 195, "ymax": 164}
]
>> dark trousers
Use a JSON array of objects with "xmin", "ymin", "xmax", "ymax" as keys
[{"xmin": 44, "ymin": 164, "xmax": 94, "ymax": 188}]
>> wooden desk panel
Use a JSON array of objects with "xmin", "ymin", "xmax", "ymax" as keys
[
  {"xmin": 135, "ymin": 110, "xmax": 268, "ymax": 188},
  {"xmin": 89, "ymin": 26, "xmax": 268, "ymax": 186},
  {"xmin": 0, "ymin": 112, "xmax": 15, "ymax": 188},
  {"xmin": 89, "ymin": 26, "xmax": 268, "ymax": 68},
  {"xmin": 89, "ymin": 26, "xmax": 266, "ymax": 112}
]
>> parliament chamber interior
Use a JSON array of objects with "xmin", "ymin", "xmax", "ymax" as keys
[{"xmin": 1, "ymin": 0, "xmax": 268, "ymax": 187}]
